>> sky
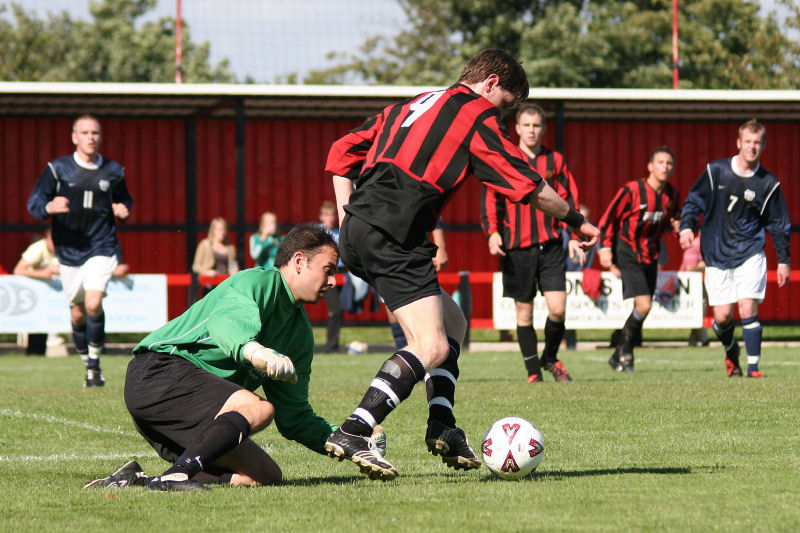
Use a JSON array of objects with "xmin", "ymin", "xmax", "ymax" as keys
[
  {"xmin": 11, "ymin": 0, "xmax": 794, "ymax": 84},
  {"xmin": 16, "ymin": 0, "xmax": 407, "ymax": 83}
]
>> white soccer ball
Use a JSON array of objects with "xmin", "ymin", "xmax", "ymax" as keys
[
  {"xmin": 481, "ymin": 417, "xmax": 544, "ymax": 480},
  {"xmin": 346, "ymin": 340, "xmax": 368, "ymax": 355}
]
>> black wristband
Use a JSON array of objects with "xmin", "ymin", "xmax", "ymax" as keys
[{"xmin": 561, "ymin": 207, "xmax": 585, "ymax": 228}]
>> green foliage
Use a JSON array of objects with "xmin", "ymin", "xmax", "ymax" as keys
[
  {"xmin": 308, "ymin": 0, "xmax": 800, "ymax": 89},
  {"xmin": 1, "ymin": 345, "xmax": 799, "ymax": 531},
  {"xmin": 0, "ymin": 0, "xmax": 233, "ymax": 82}
]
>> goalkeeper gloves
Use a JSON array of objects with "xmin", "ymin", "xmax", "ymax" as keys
[{"xmin": 242, "ymin": 342, "xmax": 297, "ymax": 384}]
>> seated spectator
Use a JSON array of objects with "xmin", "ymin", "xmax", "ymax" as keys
[
  {"xmin": 250, "ymin": 211, "xmax": 284, "ymax": 269},
  {"xmin": 193, "ymin": 217, "xmax": 238, "ymax": 277},
  {"xmin": 113, "ymin": 242, "xmax": 130, "ymax": 277},
  {"xmin": 13, "ymin": 228, "xmax": 59, "ymax": 280},
  {"xmin": 13, "ymin": 229, "xmax": 64, "ymax": 354}
]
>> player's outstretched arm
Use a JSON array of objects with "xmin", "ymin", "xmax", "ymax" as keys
[
  {"xmin": 572, "ymin": 221, "xmax": 600, "ymax": 249},
  {"xmin": 531, "ymin": 182, "xmax": 569, "ymax": 219}
]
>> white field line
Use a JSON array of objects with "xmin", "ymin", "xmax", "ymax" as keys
[
  {"xmin": 0, "ymin": 408, "xmax": 139, "ymax": 437},
  {"xmin": 580, "ymin": 355, "xmax": 800, "ymax": 366},
  {"xmin": 0, "ymin": 451, "xmax": 157, "ymax": 463}
]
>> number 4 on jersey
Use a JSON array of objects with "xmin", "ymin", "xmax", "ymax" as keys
[{"xmin": 401, "ymin": 90, "xmax": 446, "ymax": 128}]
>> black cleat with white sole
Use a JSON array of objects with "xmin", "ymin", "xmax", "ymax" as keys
[
  {"xmin": 425, "ymin": 420, "xmax": 481, "ymax": 470},
  {"xmin": 324, "ymin": 428, "xmax": 398, "ymax": 481},
  {"xmin": 84, "ymin": 460, "xmax": 149, "ymax": 489},
  {"xmin": 147, "ymin": 473, "xmax": 210, "ymax": 491}
]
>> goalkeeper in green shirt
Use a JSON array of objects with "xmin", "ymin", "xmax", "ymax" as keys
[{"xmin": 85, "ymin": 224, "xmax": 381, "ymax": 491}]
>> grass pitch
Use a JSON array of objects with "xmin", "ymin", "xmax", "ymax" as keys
[{"xmin": 1, "ymin": 344, "xmax": 798, "ymax": 532}]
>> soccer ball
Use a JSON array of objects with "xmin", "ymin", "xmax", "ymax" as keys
[
  {"xmin": 481, "ymin": 417, "xmax": 544, "ymax": 480},
  {"xmin": 346, "ymin": 340, "xmax": 368, "ymax": 355}
]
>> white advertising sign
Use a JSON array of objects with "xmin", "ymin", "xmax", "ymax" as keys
[
  {"xmin": 0, "ymin": 275, "xmax": 168, "ymax": 333},
  {"xmin": 492, "ymin": 271, "xmax": 704, "ymax": 330}
]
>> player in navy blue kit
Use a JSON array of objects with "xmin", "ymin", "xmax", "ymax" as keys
[
  {"xmin": 27, "ymin": 115, "xmax": 133, "ymax": 387},
  {"xmin": 680, "ymin": 119, "xmax": 791, "ymax": 378}
]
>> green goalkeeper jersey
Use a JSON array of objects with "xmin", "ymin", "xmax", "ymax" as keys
[{"xmin": 134, "ymin": 267, "xmax": 336, "ymax": 454}]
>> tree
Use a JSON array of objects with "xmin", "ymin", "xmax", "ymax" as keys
[
  {"xmin": 306, "ymin": 0, "xmax": 800, "ymax": 89},
  {"xmin": 0, "ymin": 0, "xmax": 233, "ymax": 82}
]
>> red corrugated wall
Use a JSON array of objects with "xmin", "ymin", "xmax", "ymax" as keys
[{"xmin": 2, "ymin": 115, "xmax": 797, "ymax": 323}]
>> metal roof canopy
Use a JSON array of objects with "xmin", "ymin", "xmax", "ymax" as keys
[{"xmin": 1, "ymin": 82, "xmax": 799, "ymax": 120}]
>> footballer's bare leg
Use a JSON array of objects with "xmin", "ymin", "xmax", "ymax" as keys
[
  {"xmin": 395, "ymin": 292, "xmax": 480, "ymax": 470},
  {"xmin": 209, "ymin": 389, "xmax": 281, "ymax": 485},
  {"xmin": 325, "ymin": 292, "xmax": 468, "ymax": 479},
  {"xmin": 209, "ymin": 438, "xmax": 282, "ymax": 486}
]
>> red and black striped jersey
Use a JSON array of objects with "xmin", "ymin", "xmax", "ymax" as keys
[
  {"xmin": 598, "ymin": 178, "xmax": 680, "ymax": 265},
  {"xmin": 480, "ymin": 146, "xmax": 579, "ymax": 249},
  {"xmin": 325, "ymin": 84, "xmax": 544, "ymax": 245}
]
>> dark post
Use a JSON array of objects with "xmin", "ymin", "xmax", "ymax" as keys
[
  {"xmin": 458, "ymin": 271, "xmax": 472, "ymax": 349},
  {"xmin": 554, "ymin": 101, "xmax": 565, "ymax": 154},
  {"xmin": 185, "ymin": 117, "xmax": 199, "ymax": 305}
]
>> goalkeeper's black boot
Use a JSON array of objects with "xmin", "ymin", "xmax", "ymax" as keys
[{"xmin": 84, "ymin": 460, "xmax": 148, "ymax": 488}]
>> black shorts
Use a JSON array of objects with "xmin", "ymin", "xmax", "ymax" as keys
[
  {"xmin": 500, "ymin": 239, "xmax": 566, "ymax": 302},
  {"xmin": 615, "ymin": 241, "xmax": 658, "ymax": 299},
  {"xmin": 124, "ymin": 350, "xmax": 244, "ymax": 468},
  {"xmin": 339, "ymin": 214, "xmax": 440, "ymax": 312}
]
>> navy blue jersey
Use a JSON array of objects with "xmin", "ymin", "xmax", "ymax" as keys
[
  {"xmin": 680, "ymin": 157, "xmax": 790, "ymax": 269},
  {"xmin": 27, "ymin": 154, "xmax": 133, "ymax": 267}
]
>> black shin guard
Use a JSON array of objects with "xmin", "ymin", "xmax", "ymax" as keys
[
  {"xmin": 342, "ymin": 350, "xmax": 426, "ymax": 435},
  {"xmin": 540, "ymin": 318, "xmax": 565, "ymax": 367},
  {"xmin": 516, "ymin": 325, "xmax": 541, "ymax": 376},
  {"xmin": 620, "ymin": 311, "xmax": 644, "ymax": 353},
  {"xmin": 425, "ymin": 337, "xmax": 460, "ymax": 428},
  {"xmin": 713, "ymin": 320, "xmax": 736, "ymax": 353}
]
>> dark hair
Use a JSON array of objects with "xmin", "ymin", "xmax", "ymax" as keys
[
  {"xmin": 274, "ymin": 223, "xmax": 338, "ymax": 267},
  {"xmin": 458, "ymin": 49, "xmax": 529, "ymax": 106},
  {"xmin": 516, "ymin": 103, "xmax": 546, "ymax": 123},
  {"xmin": 649, "ymin": 145, "xmax": 674, "ymax": 163}
]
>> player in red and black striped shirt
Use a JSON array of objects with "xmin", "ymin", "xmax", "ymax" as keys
[
  {"xmin": 480, "ymin": 104, "xmax": 586, "ymax": 383},
  {"xmin": 324, "ymin": 50, "xmax": 599, "ymax": 481},
  {"xmin": 598, "ymin": 146, "xmax": 681, "ymax": 371}
]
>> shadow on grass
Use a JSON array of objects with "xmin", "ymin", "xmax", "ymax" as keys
[
  {"xmin": 470, "ymin": 466, "xmax": 697, "ymax": 483},
  {"xmin": 286, "ymin": 466, "xmax": 696, "ymax": 486}
]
